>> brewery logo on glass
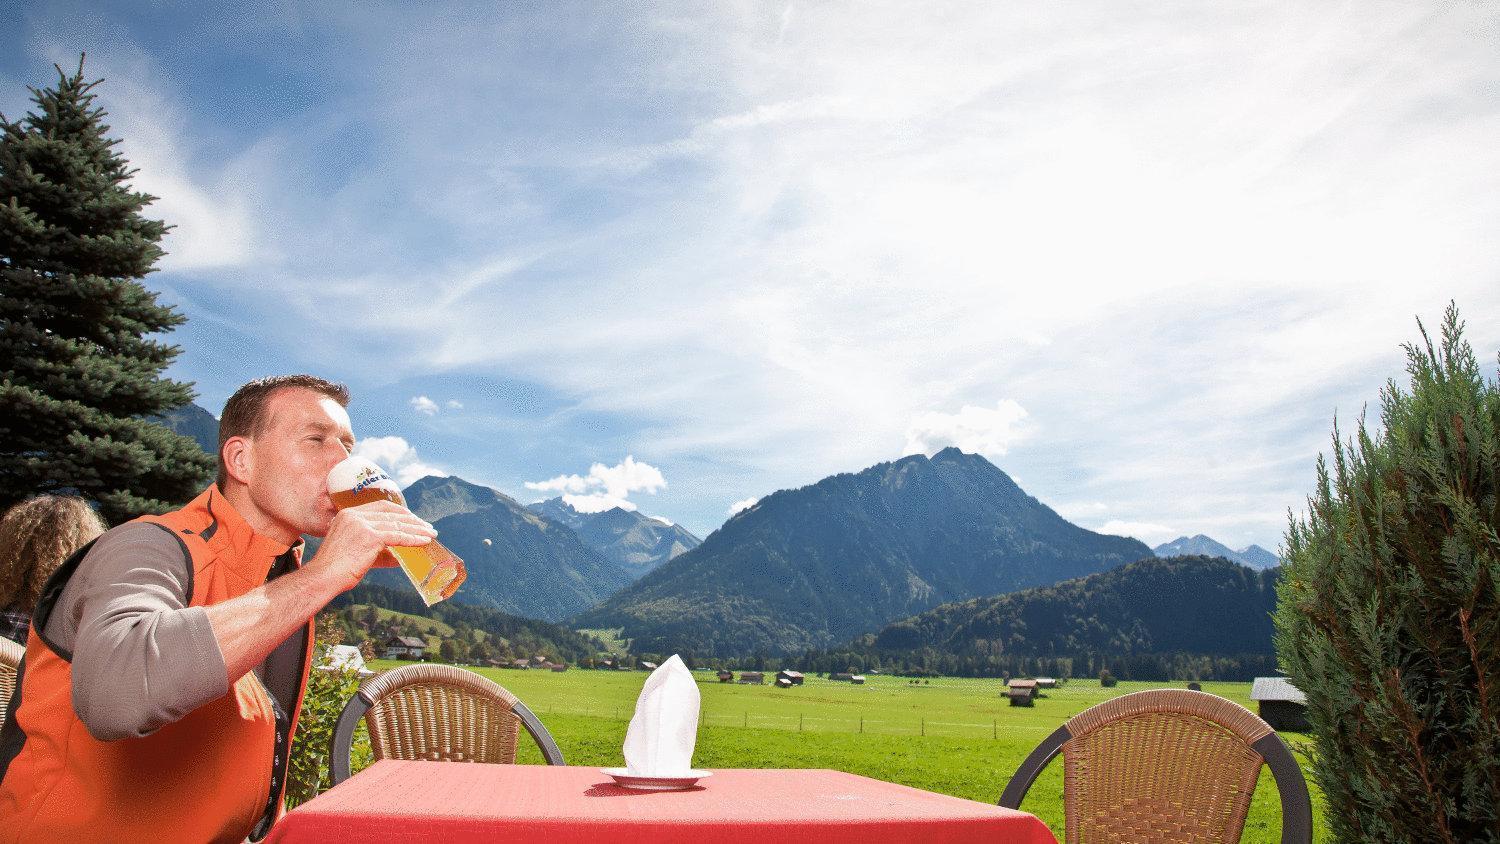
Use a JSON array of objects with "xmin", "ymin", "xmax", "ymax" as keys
[
  {"xmin": 349, "ymin": 465, "xmax": 394, "ymax": 496},
  {"xmin": 327, "ymin": 455, "xmax": 467, "ymax": 606}
]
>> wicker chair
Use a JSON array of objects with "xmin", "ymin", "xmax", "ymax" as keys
[
  {"xmin": 0, "ymin": 636, "xmax": 22, "ymax": 726},
  {"xmin": 330, "ymin": 663, "xmax": 565, "ymax": 785},
  {"xmin": 999, "ymin": 689, "xmax": 1312, "ymax": 843}
]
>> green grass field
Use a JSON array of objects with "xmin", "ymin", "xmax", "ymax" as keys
[{"xmin": 365, "ymin": 661, "xmax": 1326, "ymax": 842}]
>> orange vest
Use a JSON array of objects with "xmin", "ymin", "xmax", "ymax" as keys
[{"xmin": 0, "ymin": 487, "xmax": 314, "ymax": 843}]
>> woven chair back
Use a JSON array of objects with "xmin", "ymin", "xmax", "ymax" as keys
[
  {"xmin": 1061, "ymin": 689, "xmax": 1272, "ymax": 843},
  {"xmin": 0, "ymin": 636, "xmax": 23, "ymax": 726},
  {"xmin": 361, "ymin": 664, "xmax": 523, "ymax": 765}
]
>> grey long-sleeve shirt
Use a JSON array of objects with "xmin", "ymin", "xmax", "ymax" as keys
[{"xmin": 43, "ymin": 523, "xmax": 230, "ymax": 741}]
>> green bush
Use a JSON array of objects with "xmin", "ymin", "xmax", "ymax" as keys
[
  {"xmin": 284, "ymin": 645, "xmax": 373, "ymax": 810},
  {"xmin": 1277, "ymin": 304, "xmax": 1499, "ymax": 842},
  {"xmin": 1099, "ymin": 668, "xmax": 1117, "ymax": 688}
]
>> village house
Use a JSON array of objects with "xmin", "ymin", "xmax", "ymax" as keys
[
  {"xmin": 380, "ymin": 635, "xmax": 427, "ymax": 661},
  {"xmin": 776, "ymin": 669, "xmax": 804, "ymax": 686}
]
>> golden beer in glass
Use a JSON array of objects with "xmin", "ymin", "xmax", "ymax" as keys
[{"xmin": 326, "ymin": 456, "xmax": 466, "ymax": 606}]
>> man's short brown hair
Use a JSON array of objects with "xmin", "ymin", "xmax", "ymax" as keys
[{"xmin": 216, "ymin": 375, "xmax": 351, "ymax": 488}]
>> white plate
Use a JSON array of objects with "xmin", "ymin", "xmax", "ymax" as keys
[{"xmin": 599, "ymin": 768, "xmax": 712, "ymax": 790}]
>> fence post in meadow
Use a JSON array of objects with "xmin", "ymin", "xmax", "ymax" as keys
[
  {"xmin": 993, "ymin": 718, "xmax": 997, "ymax": 739},
  {"xmin": 743, "ymin": 712, "xmax": 748, "ymax": 727},
  {"xmin": 859, "ymin": 717, "xmax": 863, "ymax": 734},
  {"xmin": 799, "ymin": 714, "xmax": 804, "ymax": 732},
  {"xmin": 921, "ymin": 718, "xmax": 925, "ymax": 737}
]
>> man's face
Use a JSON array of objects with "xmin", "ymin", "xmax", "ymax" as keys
[{"xmin": 243, "ymin": 387, "xmax": 355, "ymax": 539}]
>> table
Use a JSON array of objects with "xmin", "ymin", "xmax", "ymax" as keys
[{"xmin": 268, "ymin": 761, "xmax": 1058, "ymax": 843}]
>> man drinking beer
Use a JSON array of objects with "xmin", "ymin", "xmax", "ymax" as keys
[{"xmin": 0, "ymin": 375, "xmax": 435, "ymax": 843}]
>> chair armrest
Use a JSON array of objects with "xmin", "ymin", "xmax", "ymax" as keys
[
  {"xmin": 999, "ymin": 724, "xmax": 1071, "ymax": 810},
  {"xmin": 1251, "ymin": 731, "xmax": 1313, "ymax": 844},
  {"xmin": 329, "ymin": 688, "xmax": 373, "ymax": 786},
  {"xmin": 513, "ymin": 701, "xmax": 565, "ymax": 765}
]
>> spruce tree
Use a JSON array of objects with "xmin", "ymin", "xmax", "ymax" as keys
[
  {"xmin": 1276, "ymin": 303, "xmax": 1499, "ymax": 842},
  {"xmin": 0, "ymin": 58, "xmax": 212, "ymax": 523}
]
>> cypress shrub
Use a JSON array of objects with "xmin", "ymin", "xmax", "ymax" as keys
[{"xmin": 1277, "ymin": 304, "xmax": 1499, "ymax": 842}]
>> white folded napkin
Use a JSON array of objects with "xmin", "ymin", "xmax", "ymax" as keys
[{"xmin": 622, "ymin": 654, "xmax": 701, "ymax": 776}]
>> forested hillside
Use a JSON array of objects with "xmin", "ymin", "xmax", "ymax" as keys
[
  {"xmin": 322, "ymin": 582, "xmax": 615, "ymax": 664},
  {"xmin": 802, "ymin": 556, "xmax": 1281, "ymax": 680}
]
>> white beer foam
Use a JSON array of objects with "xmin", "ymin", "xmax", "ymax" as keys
[{"xmin": 326, "ymin": 455, "xmax": 402, "ymax": 495}]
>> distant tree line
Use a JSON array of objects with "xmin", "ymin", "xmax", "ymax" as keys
[
  {"xmin": 684, "ymin": 556, "xmax": 1285, "ymax": 680},
  {"xmin": 786, "ymin": 641, "xmax": 1277, "ymax": 681}
]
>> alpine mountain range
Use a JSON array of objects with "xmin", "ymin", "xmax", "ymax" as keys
[{"xmin": 157, "ymin": 403, "xmax": 1282, "ymax": 658}]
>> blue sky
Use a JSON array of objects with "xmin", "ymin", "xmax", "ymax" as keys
[{"xmin": 4, "ymin": 2, "xmax": 1498, "ymax": 549}]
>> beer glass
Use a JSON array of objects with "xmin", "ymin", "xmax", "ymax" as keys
[{"xmin": 326, "ymin": 455, "xmax": 466, "ymax": 606}]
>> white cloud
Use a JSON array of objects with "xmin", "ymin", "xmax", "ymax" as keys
[
  {"xmin": 903, "ymin": 400, "xmax": 1031, "ymax": 459},
  {"xmin": 1056, "ymin": 501, "xmax": 1111, "ymax": 521},
  {"xmin": 558, "ymin": 494, "xmax": 625, "ymax": 514},
  {"xmin": 445, "ymin": 400, "xmax": 463, "ymax": 410},
  {"xmin": 409, "ymin": 396, "xmax": 439, "ymax": 416},
  {"xmin": 524, "ymin": 456, "xmax": 667, "ymax": 514},
  {"xmin": 50, "ymin": 4, "xmax": 1498, "ymax": 547},
  {"xmin": 361, "ymin": 3, "xmax": 1494, "ymax": 547},
  {"xmin": 649, "ymin": 515, "xmax": 674, "ymax": 526},
  {"xmin": 1098, "ymin": 520, "xmax": 1179, "ymax": 548},
  {"xmin": 352, "ymin": 436, "xmax": 444, "ymax": 487},
  {"xmin": 728, "ymin": 497, "xmax": 759, "ymax": 516}
]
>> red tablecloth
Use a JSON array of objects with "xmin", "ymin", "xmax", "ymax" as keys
[{"xmin": 268, "ymin": 760, "xmax": 1058, "ymax": 843}]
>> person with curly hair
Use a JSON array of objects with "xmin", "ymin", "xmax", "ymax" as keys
[{"xmin": 0, "ymin": 496, "xmax": 107, "ymax": 645}]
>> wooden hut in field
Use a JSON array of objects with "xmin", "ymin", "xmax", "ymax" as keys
[
  {"xmin": 1034, "ymin": 677, "xmax": 1058, "ymax": 689},
  {"xmin": 850, "ymin": 675, "xmax": 866, "ymax": 685},
  {"xmin": 776, "ymin": 669, "xmax": 804, "ymax": 686},
  {"xmin": 1250, "ymin": 677, "xmax": 1309, "ymax": 732},
  {"xmin": 717, "ymin": 670, "xmax": 735, "ymax": 683},
  {"xmin": 1007, "ymin": 678, "xmax": 1038, "ymax": 707},
  {"xmin": 739, "ymin": 671, "xmax": 765, "ymax": 685},
  {"xmin": 829, "ymin": 672, "xmax": 854, "ymax": 682}
]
